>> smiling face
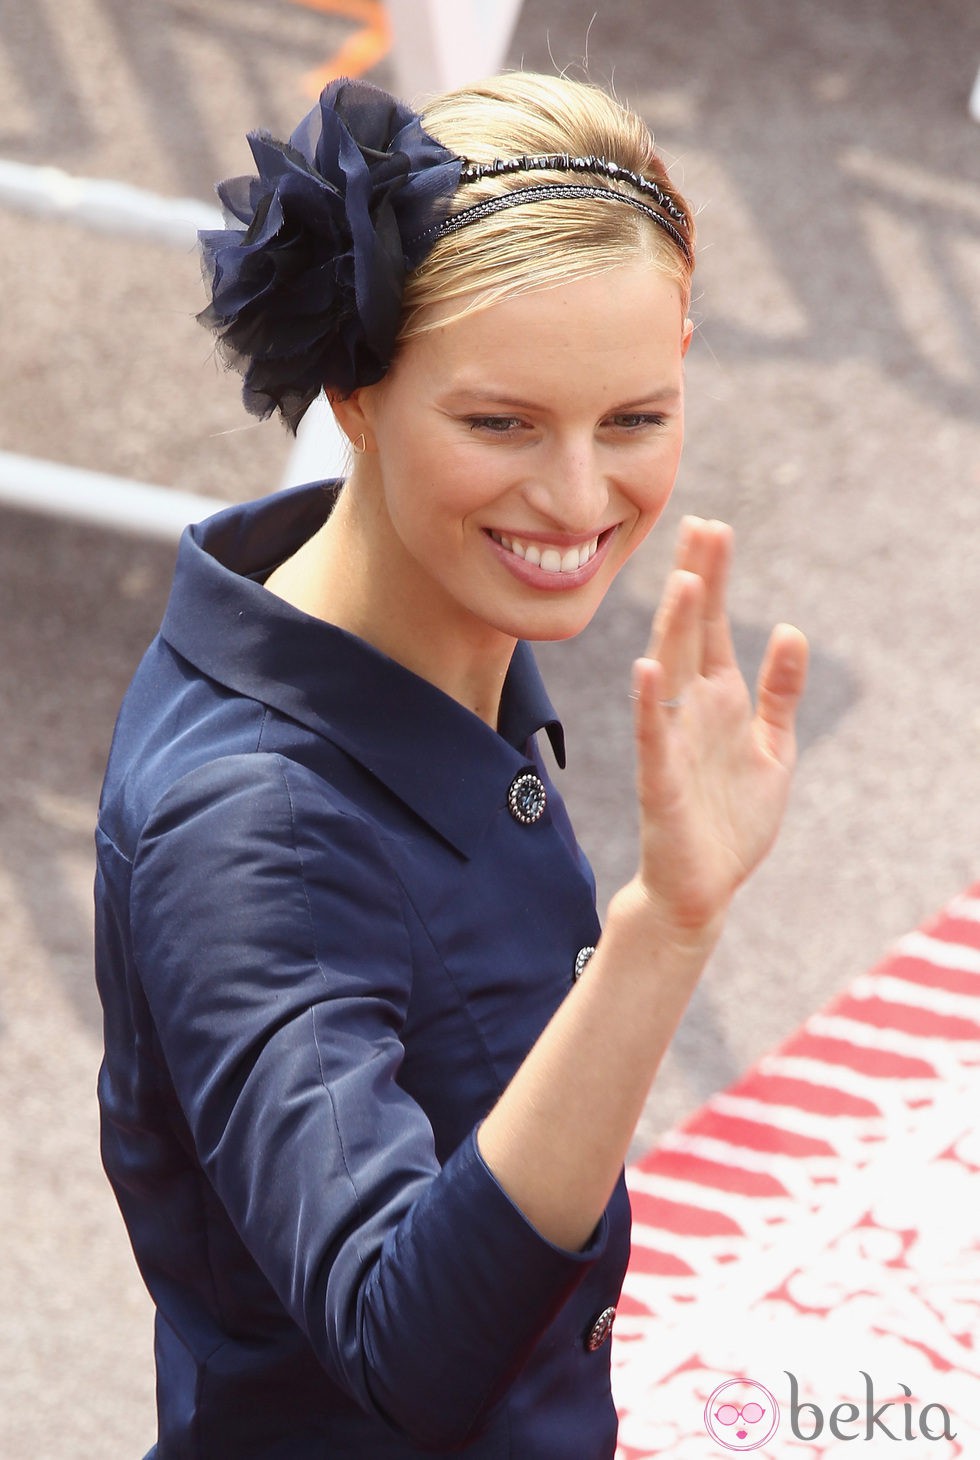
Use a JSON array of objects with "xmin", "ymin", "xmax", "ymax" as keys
[{"xmin": 332, "ymin": 259, "xmax": 691, "ymax": 694}]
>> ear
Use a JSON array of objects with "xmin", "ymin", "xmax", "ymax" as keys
[
  {"xmin": 681, "ymin": 317, "xmax": 695, "ymax": 357},
  {"xmin": 327, "ymin": 387, "xmax": 378, "ymax": 454}
]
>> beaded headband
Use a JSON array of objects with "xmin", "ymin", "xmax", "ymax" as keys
[
  {"xmin": 412, "ymin": 152, "xmax": 693, "ymax": 262},
  {"xmin": 462, "ymin": 154, "xmax": 688, "ymax": 224}
]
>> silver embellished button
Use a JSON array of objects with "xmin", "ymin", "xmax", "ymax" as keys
[
  {"xmin": 584, "ymin": 1306, "xmax": 617, "ymax": 1352},
  {"xmin": 573, "ymin": 945, "xmax": 596, "ymax": 982},
  {"xmin": 507, "ymin": 771, "xmax": 547, "ymax": 825}
]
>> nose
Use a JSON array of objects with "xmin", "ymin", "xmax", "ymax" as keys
[{"xmin": 522, "ymin": 436, "xmax": 610, "ymax": 533}]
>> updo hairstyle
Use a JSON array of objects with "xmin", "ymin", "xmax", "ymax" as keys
[{"xmin": 399, "ymin": 72, "xmax": 695, "ymax": 343}]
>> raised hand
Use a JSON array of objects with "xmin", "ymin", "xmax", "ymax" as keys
[{"xmin": 628, "ymin": 515, "xmax": 808, "ymax": 939}]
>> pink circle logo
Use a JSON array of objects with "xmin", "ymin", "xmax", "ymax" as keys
[{"xmin": 704, "ymin": 1378, "xmax": 780, "ymax": 1451}]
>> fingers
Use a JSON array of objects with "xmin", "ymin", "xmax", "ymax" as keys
[
  {"xmin": 646, "ymin": 516, "xmax": 735, "ymax": 692},
  {"xmin": 646, "ymin": 518, "xmax": 806, "ymax": 769},
  {"xmin": 647, "ymin": 569, "xmax": 705, "ymax": 701},
  {"xmin": 680, "ymin": 519, "xmax": 736, "ymax": 674},
  {"xmin": 673, "ymin": 516, "xmax": 731, "ymax": 626},
  {"xmin": 755, "ymin": 624, "xmax": 809, "ymax": 765},
  {"xmin": 630, "ymin": 656, "xmax": 673, "ymax": 805}
]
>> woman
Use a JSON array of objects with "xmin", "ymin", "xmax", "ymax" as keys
[{"xmin": 95, "ymin": 72, "xmax": 807, "ymax": 1457}]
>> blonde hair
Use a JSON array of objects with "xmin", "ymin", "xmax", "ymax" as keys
[{"xmin": 398, "ymin": 72, "xmax": 695, "ymax": 342}]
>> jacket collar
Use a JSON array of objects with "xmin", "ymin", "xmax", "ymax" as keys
[{"xmin": 160, "ymin": 483, "xmax": 566, "ymax": 857}]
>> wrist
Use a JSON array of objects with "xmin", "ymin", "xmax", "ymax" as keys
[{"xmin": 606, "ymin": 877, "xmax": 729, "ymax": 961}]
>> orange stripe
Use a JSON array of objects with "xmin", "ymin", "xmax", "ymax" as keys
[
  {"xmin": 290, "ymin": 0, "xmax": 381, "ymax": 22},
  {"xmin": 301, "ymin": 11, "xmax": 391, "ymax": 93},
  {"xmin": 287, "ymin": 0, "xmax": 390, "ymax": 93}
]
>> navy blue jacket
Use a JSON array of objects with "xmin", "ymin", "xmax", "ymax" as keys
[{"xmin": 95, "ymin": 483, "xmax": 631, "ymax": 1457}]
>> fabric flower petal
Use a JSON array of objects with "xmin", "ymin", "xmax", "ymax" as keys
[{"xmin": 197, "ymin": 78, "xmax": 462, "ymax": 431}]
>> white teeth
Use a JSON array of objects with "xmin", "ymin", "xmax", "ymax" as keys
[{"xmin": 490, "ymin": 530, "xmax": 602, "ymax": 572}]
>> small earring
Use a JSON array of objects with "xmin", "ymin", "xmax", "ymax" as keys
[{"xmin": 350, "ymin": 432, "xmax": 366, "ymax": 454}]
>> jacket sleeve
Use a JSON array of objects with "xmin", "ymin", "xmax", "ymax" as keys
[{"xmin": 130, "ymin": 751, "xmax": 605, "ymax": 1449}]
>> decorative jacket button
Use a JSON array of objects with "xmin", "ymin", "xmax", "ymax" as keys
[
  {"xmin": 507, "ymin": 771, "xmax": 547, "ymax": 825},
  {"xmin": 584, "ymin": 1306, "xmax": 617, "ymax": 1352},
  {"xmin": 573, "ymin": 945, "xmax": 596, "ymax": 982}
]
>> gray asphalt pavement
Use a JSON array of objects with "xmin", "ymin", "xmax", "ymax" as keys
[{"xmin": 1, "ymin": 1, "xmax": 979, "ymax": 1454}]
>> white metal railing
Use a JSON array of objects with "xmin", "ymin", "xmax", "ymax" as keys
[
  {"xmin": 0, "ymin": 451, "xmax": 228, "ymax": 541},
  {"xmin": 0, "ymin": 157, "xmax": 220, "ymax": 246}
]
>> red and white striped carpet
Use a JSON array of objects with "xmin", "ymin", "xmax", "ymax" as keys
[{"xmin": 614, "ymin": 883, "xmax": 980, "ymax": 1457}]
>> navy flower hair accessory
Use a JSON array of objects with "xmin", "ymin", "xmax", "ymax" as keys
[{"xmin": 197, "ymin": 79, "xmax": 462, "ymax": 432}]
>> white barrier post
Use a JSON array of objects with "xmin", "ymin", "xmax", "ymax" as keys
[
  {"xmin": 385, "ymin": 0, "xmax": 524, "ymax": 97},
  {"xmin": 970, "ymin": 65, "xmax": 980, "ymax": 124}
]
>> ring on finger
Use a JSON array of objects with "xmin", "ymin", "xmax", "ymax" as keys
[{"xmin": 659, "ymin": 695, "xmax": 685, "ymax": 710}]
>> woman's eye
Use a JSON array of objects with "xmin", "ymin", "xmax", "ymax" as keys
[
  {"xmin": 466, "ymin": 416, "xmax": 525, "ymax": 434},
  {"xmin": 607, "ymin": 413, "xmax": 668, "ymax": 430}
]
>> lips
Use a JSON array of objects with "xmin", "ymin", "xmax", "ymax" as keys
[{"xmin": 487, "ymin": 530, "xmax": 602, "ymax": 574}]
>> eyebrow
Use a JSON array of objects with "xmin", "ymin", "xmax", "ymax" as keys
[{"xmin": 443, "ymin": 386, "xmax": 682, "ymax": 410}]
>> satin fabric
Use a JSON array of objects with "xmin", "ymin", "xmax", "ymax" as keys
[{"xmin": 95, "ymin": 482, "xmax": 631, "ymax": 1457}]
